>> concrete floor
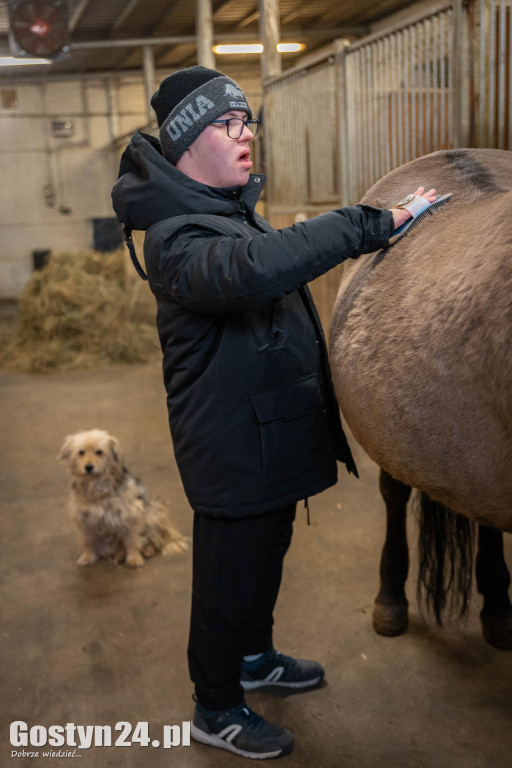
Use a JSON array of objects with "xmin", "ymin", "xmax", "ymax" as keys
[{"xmin": 2, "ymin": 363, "xmax": 512, "ymax": 768}]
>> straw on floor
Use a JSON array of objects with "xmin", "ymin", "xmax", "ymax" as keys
[{"xmin": 0, "ymin": 248, "xmax": 160, "ymax": 373}]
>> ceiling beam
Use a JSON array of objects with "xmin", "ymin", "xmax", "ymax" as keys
[
  {"xmin": 108, "ymin": 0, "xmax": 142, "ymax": 35},
  {"xmin": 72, "ymin": 36, "xmax": 197, "ymax": 49},
  {"xmin": 69, "ymin": 0, "xmax": 94, "ymax": 33},
  {"xmin": 146, "ymin": 0, "xmax": 191, "ymax": 35},
  {"xmin": 69, "ymin": 27, "xmax": 367, "ymax": 50},
  {"xmin": 236, "ymin": 12, "xmax": 260, "ymax": 29}
]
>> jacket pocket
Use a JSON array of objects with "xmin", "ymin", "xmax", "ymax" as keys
[
  {"xmin": 257, "ymin": 300, "xmax": 287, "ymax": 352},
  {"xmin": 250, "ymin": 374, "xmax": 328, "ymax": 482}
]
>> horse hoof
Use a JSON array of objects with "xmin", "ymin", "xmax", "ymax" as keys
[
  {"xmin": 480, "ymin": 611, "xmax": 512, "ymax": 650},
  {"xmin": 373, "ymin": 601, "xmax": 409, "ymax": 636}
]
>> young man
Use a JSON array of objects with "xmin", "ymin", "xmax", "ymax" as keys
[{"xmin": 112, "ymin": 65, "xmax": 435, "ymax": 760}]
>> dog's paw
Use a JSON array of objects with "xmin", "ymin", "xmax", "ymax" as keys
[
  {"xmin": 77, "ymin": 551, "xmax": 98, "ymax": 566},
  {"xmin": 142, "ymin": 543, "xmax": 156, "ymax": 558},
  {"xmin": 125, "ymin": 550, "xmax": 145, "ymax": 568},
  {"xmin": 162, "ymin": 537, "xmax": 189, "ymax": 557},
  {"xmin": 111, "ymin": 548, "xmax": 126, "ymax": 565}
]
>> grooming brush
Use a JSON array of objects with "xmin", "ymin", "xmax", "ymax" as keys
[{"xmin": 389, "ymin": 192, "xmax": 452, "ymax": 245}]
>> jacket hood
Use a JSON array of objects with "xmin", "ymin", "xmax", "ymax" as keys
[{"xmin": 111, "ymin": 130, "xmax": 266, "ymax": 232}]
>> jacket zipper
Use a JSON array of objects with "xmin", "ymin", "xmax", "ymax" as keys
[{"xmin": 238, "ymin": 195, "xmax": 250, "ymax": 224}]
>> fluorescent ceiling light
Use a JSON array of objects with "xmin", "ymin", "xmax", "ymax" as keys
[
  {"xmin": 214, "ymin": 44, "xmax": 264, "ymax": 54},
  {"xmin": 213, "ymin": 43, "xmax": 304, "ymax": 54},
  {"xmin": 277, "ymin": 43, "xmax": 304, "ymax": 52},
  {"xmin": 0, "ymin": 56, "xmax": 52, "ymax": 66}
]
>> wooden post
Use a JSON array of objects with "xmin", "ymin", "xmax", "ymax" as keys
[
  {"xmin": 142, "ymin": 45, "xmax": 155, "ymax": 123},
  {"xmin": 196, "ymin": 0, "xmax": 215, "ymax": 69},
  {"xmin": 259, "ymin": 0, "xmax": 282, "ymax": 81}
]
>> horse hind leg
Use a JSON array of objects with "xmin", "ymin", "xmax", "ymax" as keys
[
  {"xmin": 373, "ymin": 469, "xmax": 412, "ymax": 636},
  {"xmin": 476, "ymin": 525, "xmax": 512, "ymax": 650}
]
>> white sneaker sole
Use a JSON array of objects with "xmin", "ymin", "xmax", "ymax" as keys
[
  {"xmin": 191, "ymin": 723, "xmax": 289, "ymax": 759},
  {"xmin": 241, "ymin": 674, "xmax": 322, "ymax": 691}
]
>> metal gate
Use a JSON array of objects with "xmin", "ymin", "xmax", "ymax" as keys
[
  {"xmin": 342, "ymin": 4, "xmax": 455, "ymax": 203},
  {"xmin": 477, "ymin": 0, "xmax": 512, "ymax": 148},
  {"xmin": 263, "ymin": 0, "xmax": 511, "ymax": 220}
]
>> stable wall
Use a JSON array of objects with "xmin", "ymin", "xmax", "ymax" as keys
[
  {"xmin": 0, "ymin": 67, "xmax": 262, "ymax": 301},
  {"xmin": 0, "ymin": 77, "xmax": 146, "ymax": 298}
]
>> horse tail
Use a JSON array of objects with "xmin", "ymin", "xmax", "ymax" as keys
[{"xmin": 416, "ymin": 492, "xmax": 476, "ymax": 625}]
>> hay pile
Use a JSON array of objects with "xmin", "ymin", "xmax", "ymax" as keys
[{"xmin": 0, "ymin": 248, "xmax": 161, "ymax": 373}]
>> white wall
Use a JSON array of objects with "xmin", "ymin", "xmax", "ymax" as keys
[
  {"xmin": 0, "ymin": 67, "xmax": 262, "ymax": 299},
  {"xmin": 0, "ymin": 76, "xmax": 147, "ymax": 298}
]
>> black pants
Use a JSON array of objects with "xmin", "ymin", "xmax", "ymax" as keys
[{"xmin": 188, "ymin": 503, "xmax": 296, "ymax": 711}]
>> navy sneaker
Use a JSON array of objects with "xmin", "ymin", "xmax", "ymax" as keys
[
  {"xmin": 241, "ymin": 648, "xmax": 324, "ymax": 691},
  {"xmin": 191, "ymin": 700, "xmax": 294, "ymax": 759}
]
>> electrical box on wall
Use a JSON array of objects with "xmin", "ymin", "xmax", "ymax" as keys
[
  {"xmin": 1, "ymin": 89, "xmax": 18, "ymax": 109},
  {"xmin": 51, "ymin": 117, "xmax": 75, "ymax": 137}
]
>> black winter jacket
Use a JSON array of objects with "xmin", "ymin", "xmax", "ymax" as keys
[{"xmin": 112, "ymin": 131, "xmax": 393, "ymax": 518}]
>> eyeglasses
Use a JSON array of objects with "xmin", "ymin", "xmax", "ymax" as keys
[{"xmin": 209, "ymin": 117, "xmax": 260, "ymax": 139}]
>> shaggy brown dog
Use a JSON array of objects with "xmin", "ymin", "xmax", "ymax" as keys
[{"xmin": 58, "ymin": 429, "xmax": 188, "ymax": 567}]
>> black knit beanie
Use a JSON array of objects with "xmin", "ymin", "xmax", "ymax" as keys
[{"xmin": 151, "ymin": 65, "xmax": 252, "ymax": 165}]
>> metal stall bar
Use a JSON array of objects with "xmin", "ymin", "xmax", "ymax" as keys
[
  {"xmin": 390, "ymin": 32, "xmax": 398, "ymax": 172},
  {"xmin": 410, "ymin": 22, "xmax": 417, "ymax": 158},
  {"xmin": 356, "ymin": 47, "xmax": 363, "ymax": 192},
  {"xmin": 426, "ymin": 16, "xmax": 433, "ymax": 152},
  {"xmin": 479, "ymin": 0, "xmax": 488, "ymax": 145},
  {"xmin": 383, "ymin": 33, "xmax": 392, "ymax": 175},
  {"xmin": 366, "ymin": 43, "xmax": 374, "ymax": 189},
  {"xmin": 368, "ymin": 42, "xmax": 375, "ymax": 189},
  {"xmin": 509, "ymin": 0, "xmax": 512, "ymax": 149},
  {"xmin": 359, "ymin": 47, "xmax": 368, "ymax": 192},
  {"xmin": 403, "ymin": 26, "xmax": 411, "ymax": 163},
  {"xmin": 343, "ymin": 51, "xmax": 354, "ymax": 203},
  {"xmin": 497, "ymin": 0, "xmax": 507, "ymax": 148},
  {"xmin": 375, "ymin": 37, "xmax": 386, "ymax": 180},
  {"xmin": 334, "ymin": 40, "xmax": 350, "ymax": 207},
  {"xmin": 287, "ymin": 74, "xmax": 301, "ymax": 209},
  {"xmin": 397, "ymin": 30, "xmax": 405, "ymax": 167},
  {"xmin": 439, "ymin": 12, "xmax": 446, "ymax": 147},
  {"xmin": 489, "ymin": 0, "xmax": 497, "ymax": 146},
  {"xmin": 433, "ymin": 15, "xmax": 440, "ymax": 149},
  {"xmin": 418, "ymin": 19, "xmax": 425, "ymax": 155}
]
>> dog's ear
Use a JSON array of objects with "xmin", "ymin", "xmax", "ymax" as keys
[
  {"xmin": 57, "ymin": 435, "xmax": 73, "ymax": 461},
  {"xmin": 108, "ymin": 436, "xmax": 123, "ymax": 466}
]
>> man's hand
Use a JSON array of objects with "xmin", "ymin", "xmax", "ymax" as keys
[{"xmin": 391, "ymin": 186, "xmax": 437, "ymax": 229}]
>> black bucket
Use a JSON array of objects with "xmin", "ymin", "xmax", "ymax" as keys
[{"xmin": 32, "ymin": 250, "xmax": 51, "ymax": 270}]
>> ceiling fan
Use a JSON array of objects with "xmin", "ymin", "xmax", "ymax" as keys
[{"xmin": 8, "ymin": 0, "xmax": 69, "ymax": 59}]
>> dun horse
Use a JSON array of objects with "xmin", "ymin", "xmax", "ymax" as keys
[{"xmin": 329, "ymin": 149, "xmax": 512, "ymax": 650}]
